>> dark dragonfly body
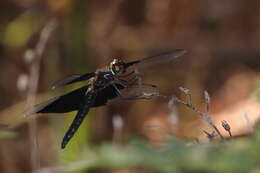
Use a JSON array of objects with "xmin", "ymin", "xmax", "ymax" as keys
[{"xmin": 26, "ymin": 49, "xmax": 187, "ymax": 149}]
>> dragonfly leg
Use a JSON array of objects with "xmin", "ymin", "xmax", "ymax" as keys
[
  {"xmin": 112, "ymin": 77, "xmax": 137, "ymax": 89},
  {"xmin": 115, "ymin": 77, "xmax": 139, "ymax": 88},
  {"xmin": 116, "ymin": 75, "xmax": 157, "ymax": 92},
  {"xmin": 112, "ymin": 83, "xmax": 159, "ymax": 100},
  {"xmin": 120, "ymin": 73, "xmax": 141, "ymax": 87},
  {"xmin": 126, "ymin": 75, "xmax": 157, "ymax": 88},
  {"xmin": 112, "ymin": 83, "xmax": 140, "ymax": 100},
  {"xmin": 117, "ymin": 70, "xmax": 141, "ymax": 87},
  {"xmin": 139, "ymin": 83, "xmax": 157, "ymax": 88},
  {"xmin": 96, "ymin": 79, "xmax": 128, "ymax": 93},
  {"xmin": 128, "ymin": 76, "xmax": 139, "ymax": 86},
  {"xmin": 115, "ymin": 78, "xmax": 130, "ymax": 87},
  {"xmin": 119, "ymin": 70, "xmax": 135, "ymax": 78}
]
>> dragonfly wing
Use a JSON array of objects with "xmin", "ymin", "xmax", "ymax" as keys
[
  {"xmin": 25, "ymin": 83, "xmax": 123, "ymax": 116},
  {"xmin": 25, "ymin": 86, "xmax": 89, "ymax": 116},
  {"xmin": 61, "ymin": 90, "xmax": 97, "ymax": 149},
  {"xmin": 94, "ymin": 84, "xmax": 125, "ymax": 107},
  {"xmin": 51, "ymin": 72, "xmax": 95, "ymax": 89},
  {"xmin": 125, "ymin": 49, "xmax": 187, "ymax": 70}
]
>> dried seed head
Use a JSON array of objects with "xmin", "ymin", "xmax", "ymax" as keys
[
  {"xmin": 179, "ymin": 87, "xmax": 191, "ymax": 95},
  {"xmin": 204, "ymin": 90, "xmax": 210, "ymax": 104},
  {"xmin": 221, "ymin": 120, "xmax": 231, "ymax": 131},
  {"xmin": 203, "ymin": 90, "xmax": 210, "ymax": 112}
]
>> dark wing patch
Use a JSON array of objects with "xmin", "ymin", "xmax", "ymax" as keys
[
  {"xmin": 51, "ymin": 72, "xmax": 95, "ymax": 89},
  {"xmin": 25, "ymin": 86, "xmax": 88, "ymax": 115},
  {"xmin": 94, "ymin": 84, "xmax": 125, "ymax": 107}
]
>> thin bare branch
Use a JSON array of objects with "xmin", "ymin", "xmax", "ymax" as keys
[
  {"xmin": 179, "ymin": 87, "xmax": 192, "ymax": 104},
  {"xmin": 171, "ymin": 95, "xmax": 224, "ymax": 140},
  {"xmin": 244, "ymin": 113, "xmax": 253, "ymax": 133},
  {"xmin": 25, "ymin": 18, "xmax": 58, "ymax": 172},
  {"xmin": 203, "ymin": 130, "xmax": 216, "ymax": 141}
]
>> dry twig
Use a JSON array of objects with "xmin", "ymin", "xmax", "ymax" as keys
[
  {"xmin": 169, "ymin": 91, "xmax": 224, "ymax": 140},
  {"xmin": 25, "ymin": 18, "xmax": 58, "ymax": 171},
  {"xmin": 203, "ymin": 130, "xmax": 216, "ymax": 141}
]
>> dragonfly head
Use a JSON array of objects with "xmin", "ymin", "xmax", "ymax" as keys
[{"xmin": 110, "ymin": 58, "xmax": 126, "ymax": 75}]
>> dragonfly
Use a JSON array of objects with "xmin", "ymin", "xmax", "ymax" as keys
[{"xmin": 25, "ymin": 49, "xmax": 187, "ymax": 149}]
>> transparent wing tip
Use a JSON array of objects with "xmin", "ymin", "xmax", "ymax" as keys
[
  {"xmin": 23, "ymin": 107, "xmax": 38, "ymax": 117},
  {"xmin": 49, "ymin": 75, "xmax": 81, "ymax": 90},
  {"xmin": 22, "ymin": 97, "xmax": 58, "ymax": 117},
  {"xmin": 50, "ymin": 80, "xmax": 64, "ymax": 90},
  {"xmin": 174, "ymin": 49, "xmax": 187, "ymax": 57}
]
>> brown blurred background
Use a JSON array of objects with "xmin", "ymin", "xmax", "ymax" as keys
[{"xmin": 1, "ymin": 0, "xmax": 260, "ymax": 172}]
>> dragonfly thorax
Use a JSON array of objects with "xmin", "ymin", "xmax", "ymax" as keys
[{"xmin": 110, "ymin": 58, "xmax": 126, "ymax": 75}]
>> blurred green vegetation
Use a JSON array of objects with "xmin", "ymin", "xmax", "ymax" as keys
[
  {"xmin": 68, "ymin": 131, "xmax": 260, "ymax": 173},
  {"xmin": 0, "ymin": 128, "xmax": 16, "ymax": 139},
  {"xmin": 3, "ymin": 12, "xmax": 42, "ymax": 48},
  {"xmin": 253, "ymin": 81, "xmax": 260, "ymax": 102}
]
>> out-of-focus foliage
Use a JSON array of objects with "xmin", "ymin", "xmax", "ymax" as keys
[
  {"xmin": 0, "ymin": 126, "xmax": 16, "ymax": 139},
  {"xmin": 254, "ymin": 81, "xmax": 260, "ymax": 102},
  {"xmin": 53, "ymin": 130, "xmax": 260, "ymax": 173},
  {"xmin": 4, "ymin": 12, "xmax": 42, "ymax": 48}
]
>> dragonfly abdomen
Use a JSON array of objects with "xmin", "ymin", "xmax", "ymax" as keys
[{"xmin": 61, "ymin": 90, "xmax": 97, "ymax": 149}]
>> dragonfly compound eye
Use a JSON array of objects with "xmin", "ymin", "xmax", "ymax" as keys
[{"xmin": 110, "ymin": 58, "xmax": 125, "ymax": 75}]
